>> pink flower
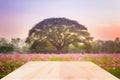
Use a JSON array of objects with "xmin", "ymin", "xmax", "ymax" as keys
[
  {"xmin": 1, "ymin": 66, "xmax": 5, "ymax": 72},
  {"xmin": 14, "ymin": 67, "xmax": 17, "ymax": 71}
]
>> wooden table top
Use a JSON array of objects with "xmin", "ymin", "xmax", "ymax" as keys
[{"xmin": 1, "ymin": 61, "xmax": 120, "ymax": 80}]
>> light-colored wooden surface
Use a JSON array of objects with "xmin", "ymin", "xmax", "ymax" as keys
[{"xmin": 1, "ymin": 61, "xmax": 120, "ymax": 80}]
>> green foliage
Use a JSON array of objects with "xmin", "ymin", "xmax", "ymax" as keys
[
  {"xmin": 107, "ymin": 67, "xmax": 120, "ymax": 79},
  {"xmin": 47, "ymin": 56, "xmax": 72, "ymax": 61},
  {"xmin": 47, "ymin": 57, "xmax": 65, "ymax": 61},
  {"xmin": 115, "ymin": 48, "xmax": 120, "ymax": 53},
  {"xmin": 30, "ymin": 40, "xmax": 56, "ymax": 53},
  {"xmin": 68, "ymin": 43, "xmax": 85, "ymax": 53},
  {"xmin": 0, "ymin": 45, "xmax": 14, "ymax": 53},
  {"xmin": 83, "ymin": 57, "xmax": 98, "ymax": 63}
]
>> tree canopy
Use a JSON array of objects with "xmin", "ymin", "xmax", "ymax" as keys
[{"xmin": 26, "ymin": 18, "xmax": 93, "ymax": 53}]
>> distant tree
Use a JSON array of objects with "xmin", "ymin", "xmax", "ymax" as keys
[
  {"xmin": 114, "ymin": 37, "xmax": 120, "ymax": 53},
  {"xmin": 0, "ymin": 45, "xmax": 14, "ymax": 53},
  {"xmin": 91, "ymin": 40, "xmax": 105, "ymax": 53},
  {"xmin": 91, "ymin": 41, "xmax": 99, "ymax": 53},
  {"xmin": 114, "ymin": 37, "xmax": 120, "ymax": 43},
  {"xmin": 26, "ymin": 18, "xmax": 93, "ymax": 53},
  {"xmin": 91, "ymin": 38, "xmax": 120, "ymax": 53},
  {"xmin": 0, "ymin": 38, "xmax": 14, "ymax": 53},
  {"xmin": 0, "ymin": 38, "xmax": 8, "ymax": 46},
  {"xmin": 11, "ymin": 38, "xmax": 20, "ymax": 47},
  {"xmin": 11, "ymin": 38, "xmax": 25, "ymax": 53},
  {"xmin": 102, "ymin": 40, "xmax": 115, "ymax": 53}
]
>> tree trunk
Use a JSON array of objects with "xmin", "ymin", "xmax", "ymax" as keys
[{"xmin": 56, "ymin": 47, "xmax": 62, "ymax": 54}]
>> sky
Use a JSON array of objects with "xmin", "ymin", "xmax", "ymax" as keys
[{"xmin": 0, "ymin": 0, "xmax": 120, "ymax": 40}]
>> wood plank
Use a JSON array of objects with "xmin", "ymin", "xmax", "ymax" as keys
[{"xmin": 1, "ymin": 61, "xmax": 120, "ymax": 80}]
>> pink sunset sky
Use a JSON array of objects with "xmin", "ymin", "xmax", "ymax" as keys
[{"xmin": 0, "ymin": 0, "xmax": 120, "ymax": 40}]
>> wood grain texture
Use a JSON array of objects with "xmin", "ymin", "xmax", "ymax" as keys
[{"xmin": 1, "ymin": 61, "xmax": 120, "ymax": 80}]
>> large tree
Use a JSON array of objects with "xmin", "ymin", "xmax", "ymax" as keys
[{"xmin": 26, "ymin": 18, "xmax": 93, "ymax": 53}]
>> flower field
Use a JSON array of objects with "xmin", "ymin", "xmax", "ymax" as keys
[{"xmin": 0, "ymin": 53, "xmax": 120, "ymax": 79}]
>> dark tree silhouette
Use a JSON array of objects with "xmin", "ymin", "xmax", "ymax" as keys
[{"xmin": 26, "ymin": 18, "xmax": 93, "ymax": 53}]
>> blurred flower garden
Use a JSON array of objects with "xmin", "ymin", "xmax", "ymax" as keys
[{"xmin": 0, "ymin": 53, "xmax": 120, "ymax": 79}]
